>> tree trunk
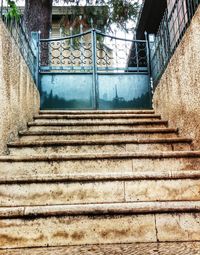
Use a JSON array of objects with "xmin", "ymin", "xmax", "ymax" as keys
[{"xmin": 24, "ymin": 0, "xmax": 53, "ymax": 39}]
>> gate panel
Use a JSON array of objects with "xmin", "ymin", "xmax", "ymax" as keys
[
  {"xmin": 98, "ymin": 73, "xmax": 151, "ymax": 110},
  {"xmin": 40, "ymin": 73, "xmax": 94, "ymax": 110}
]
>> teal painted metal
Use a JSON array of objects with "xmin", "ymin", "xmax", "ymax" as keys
[
  {"xmin": 38, "ymin": 29, "xmax": 152, "ymax": 110},
  {"xmin": 91, "ymin": 29, "xmax": 98, "ymax": 109}
]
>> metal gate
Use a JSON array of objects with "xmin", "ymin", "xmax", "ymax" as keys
[{"xmin": 37, "ymin": 29, "xmax": 152, "ymax": 110}]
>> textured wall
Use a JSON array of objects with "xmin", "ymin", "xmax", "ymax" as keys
[
  {"xmin": 0, "ymin": 21, "xmax": 40, "ymax": 155},
  {"xmin": 153, "ymin": 6, "xmax": 200, "ymax": 149}
]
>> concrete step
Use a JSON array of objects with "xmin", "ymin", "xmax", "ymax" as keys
[
  {"xmin": 0, "ymin": 171, "xmax": 199, "ymax": 206},
  {"xmin": 34, "ymin": 117, "xmax": 162, "ymax": 124},
  {"xmin": 28, "ymin": 120, "xmax": 168, "ymax": 131},
  {"xmin": 2, "ymin": 242, "xmax": 200, "ymax": 255},
  {"xmin": 8, "ymin": 138, "xmax": 192, "ymax": 155},
  {"xmin": 18, "ymin": 128, "xmax": 179, "ymax": 142},
  {"xmin": 39, "ymin": 110, "xmax": 155, "ymax": 115},
  {"xmin": 0, "ymin": 202, "xmax": 200, "ymax": 248},
  {"xmin": 0, "ymin": 151, "xmax": 200, "ymax": 176},
  {"xmin": 34, "ymin": 114, "xmax": 160, "ymax": 119}
]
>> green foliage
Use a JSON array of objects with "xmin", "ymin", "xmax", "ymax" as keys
[
  {"xmin": 107, "ymin": 0, "xmax": 139, "ymax": 31},
  {"xmin": 60, "ymin": 0, "xmax": 139, "ymax": 32},
  {"xmin": 5, "ymin": 0, "xmax": 21, "ymax": 21}
]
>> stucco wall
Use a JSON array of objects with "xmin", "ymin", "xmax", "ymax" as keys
[
  {"xmin": 153, "ymin": 6, "xmax": 200, "ymax": 149},
  {"xmin": 0, "ymin": 21, "xmax": 40, "ymax": 155}
]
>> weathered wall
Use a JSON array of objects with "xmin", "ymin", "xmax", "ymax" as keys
[
  {"xmin": 0, "ymin": 21, "xmax": 40, "ymax": 155},
  {"xmin": 153, "ymin": 6, "xmax": 200, "ymax": 149}
]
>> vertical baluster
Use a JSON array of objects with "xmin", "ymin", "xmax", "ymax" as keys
[
  {"xmin": 135, "ymin": 41, "xmax": 139, "ymax": 72},
  {"xmin": 80, "ymin": 21, "xmax": 84, "ymax": 69},
  {"xmin": 90, "ymin": 18, "xmax": 94, "ymax": 72},
  {"xmin": 103, "ymin": 26, "xmax": 108, "ymax": 71},
  {"xmin": 59, "ymin": 27, "xmax": 63, "ymax": 66},
  {"xmin": 124, "ymin": 30, "xmax": 128, "ymax": 71},
  {"xmin": 38, "ymin": 30, "xmax": 41, "ymax": 67},
  {"xmin": 49, "ymin": 29, "xmax": 52, "ymax": 66},
  {"xmin": 114, "ymin": 29, "xmax": 118, "ymax": 72},
  {"xmin": 70, "ymin": 26, "xmax": 73, "ymax": 70},
  {"xmin": 1, "ymin": 0, "xmax": 3, "ymax": 17},
  {"xmin": 176, "ymin": 1, "xmax": 181, "ymax": 44}
]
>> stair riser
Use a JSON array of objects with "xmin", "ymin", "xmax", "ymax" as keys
[
  {"xmin": 19, "ymin": 133, "xmax": 178, "ymax": 142},
  {"xmin": 28, "ymin": 123, "xmax": 167, "ymax": 131},
  {"xmin": 9, "ymin": 143, "xmax": 191, "ymax": 156},
  {"xmin": 0, "ymin": 213, "xmax": 200, "ymax": 248},
  {"xmin": 0, "ymin": 179, "xmax": 200, "ymax": 206},
  {"xmin": 0, "ymin": 157, "xmax": 199, "ymax": 177}
]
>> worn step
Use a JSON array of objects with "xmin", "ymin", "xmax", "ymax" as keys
[
  {"xmin": 28, "ymin": 120, "xmax": 168, "ymax": 131},
  {"xmin": 39, "ymin": 110, "xmax": 155, "ymax": 115},
  {"xmin": 8, "ymin": 138, "xmax": 192, "ymax": 155},
  {"xmin": 0, "ymin": 171, "xmax": 200, "ymax": 206},
  {"xmin": 0, "ymin": 202, "xmax": 200, "ymax": 248},
  {"xmin": 34, "ymin": 116, "xmax": 161, "ymax": 124},
  {"xmin": 2, "ymin": 242, "xmax": 200, "ymax": 255},
  {"xmin": 0, "ymin": 151, "xmax": 200, "ymax": 176},
  {"xmin": 18, "ymin": 128, "xmax": 179, "ymax": 142}
]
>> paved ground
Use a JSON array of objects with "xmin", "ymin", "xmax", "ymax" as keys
[{"xmin": 1, "ymin": 242, "xmax": 200, "ymax": 255}]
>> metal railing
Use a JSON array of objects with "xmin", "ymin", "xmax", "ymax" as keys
[
  {"xmin": 0, "ymin": 4, "xmax": 37, "ymax": 83},
  {"xmin": 150, "ymin": 0, "xmax": 200, "ymax": 86}
]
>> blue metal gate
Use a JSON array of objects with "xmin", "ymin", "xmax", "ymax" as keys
[{"xmin": 37, "ymin": 29, "xmax": 152, "ymax": 110}]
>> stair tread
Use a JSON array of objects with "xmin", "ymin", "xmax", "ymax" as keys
[
  {"xmin": 19, "ymin": 127, "xmax": 178, "ymax": 136},
  {"xmin": 1, "ymin": 201, "xmax": 200, "ymax": 218},
  {"xmin": 0, "ymin": 151, "xmax": 200, "ymax": 162},
  {"xmin": 34, "ymin": 114, "xmax": 161, "ymax": 119},
  {"xmin": 28, "ymin": 119, "xmax": 168, "ymax": 126},
  {"xmin": 8, "ymin": 137, "xmax": 192, "ymax": 147},
  {"xmin": 39, "ymin": 110, "xmax": 155, "ymax": 115},
  {"xmin": 1, "ymin": 242, "xmax": 200, "ymax": 255},
  {"xmin": 1, "ymin": 170, "xmax": 200, "ymax": 184}
]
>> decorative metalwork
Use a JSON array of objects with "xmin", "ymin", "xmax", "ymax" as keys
[
  {"xmin": 40, "ymin": 30, "xmax": 93, "ymax": 71},
  {"xmin": 39, "ymin": 29, "xmax": 148, "ymax": 74},
  {"xmin": 150, "ymin": 0, "xmax": 200, "ymax": 86}
]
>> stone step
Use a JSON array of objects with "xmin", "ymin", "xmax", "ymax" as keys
[
  {"xmin": 39, "ymin": 110, "xmax": 155, "ymax": 115},
  {"xmin": 28, "ymin": 120, "xmax": 168, "ymax": 131},
  {"xmin": 0, "ymin": 172, "xmax": 199, "ymax": 206},
  {"xmin": 18, "ymin": 128, "xmax": 179, "ymax": 142},
  {"xmin": 1, "ymin": 242, "xmax": 200, "ymax": 255},
  {"xmin": 0, "ymin": 202, "xmax": 200, "ymax": 248},
  {"xmin": 8, "ymin": 138, "xmax": 192, "ymax": 155},
  {"xmin": 34, "ymin": 117, "xmax": 161, "ymax": 124},
  {"xmin": 34, "ymin": 114, "xmax": 160, "ymax": 119},
  {"xmin": 0, "ymin": 151, "xmax": 200, "ymax": 176}
]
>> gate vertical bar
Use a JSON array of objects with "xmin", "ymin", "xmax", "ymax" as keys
[
  {"xmin": 145, "ymin": 31, "xmax": 153, "ymax": 107},
  {"xmin": 37, "ymin": 31, "xmax": 41, "ymax": 89},
  {"xmin": 91, "ymin": 29, "xmax": 98, "ymax": 109},
  {"xmin": 31, "ymin": 31, "xmax": 40, "ymax": 87}
]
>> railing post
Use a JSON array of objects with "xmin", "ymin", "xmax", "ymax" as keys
[
  {"xmin": 31, "ymin": 31, "xmax": 40, "ymax": 88},
  {"xmin": 0, "ymin": 0, "xmax": 3, "ymax": 17},
  {"xmin": 91, "ymin": 29, "xmax": 98, "ymax": 109},
  {"xmin": 145, "ymin": 31, "xmax": 153, "ymax": 106}
]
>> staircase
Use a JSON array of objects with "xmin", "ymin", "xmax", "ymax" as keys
[{"xmin": 0, "ymin": 110, "xmax": 200, "ymax": 254}]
